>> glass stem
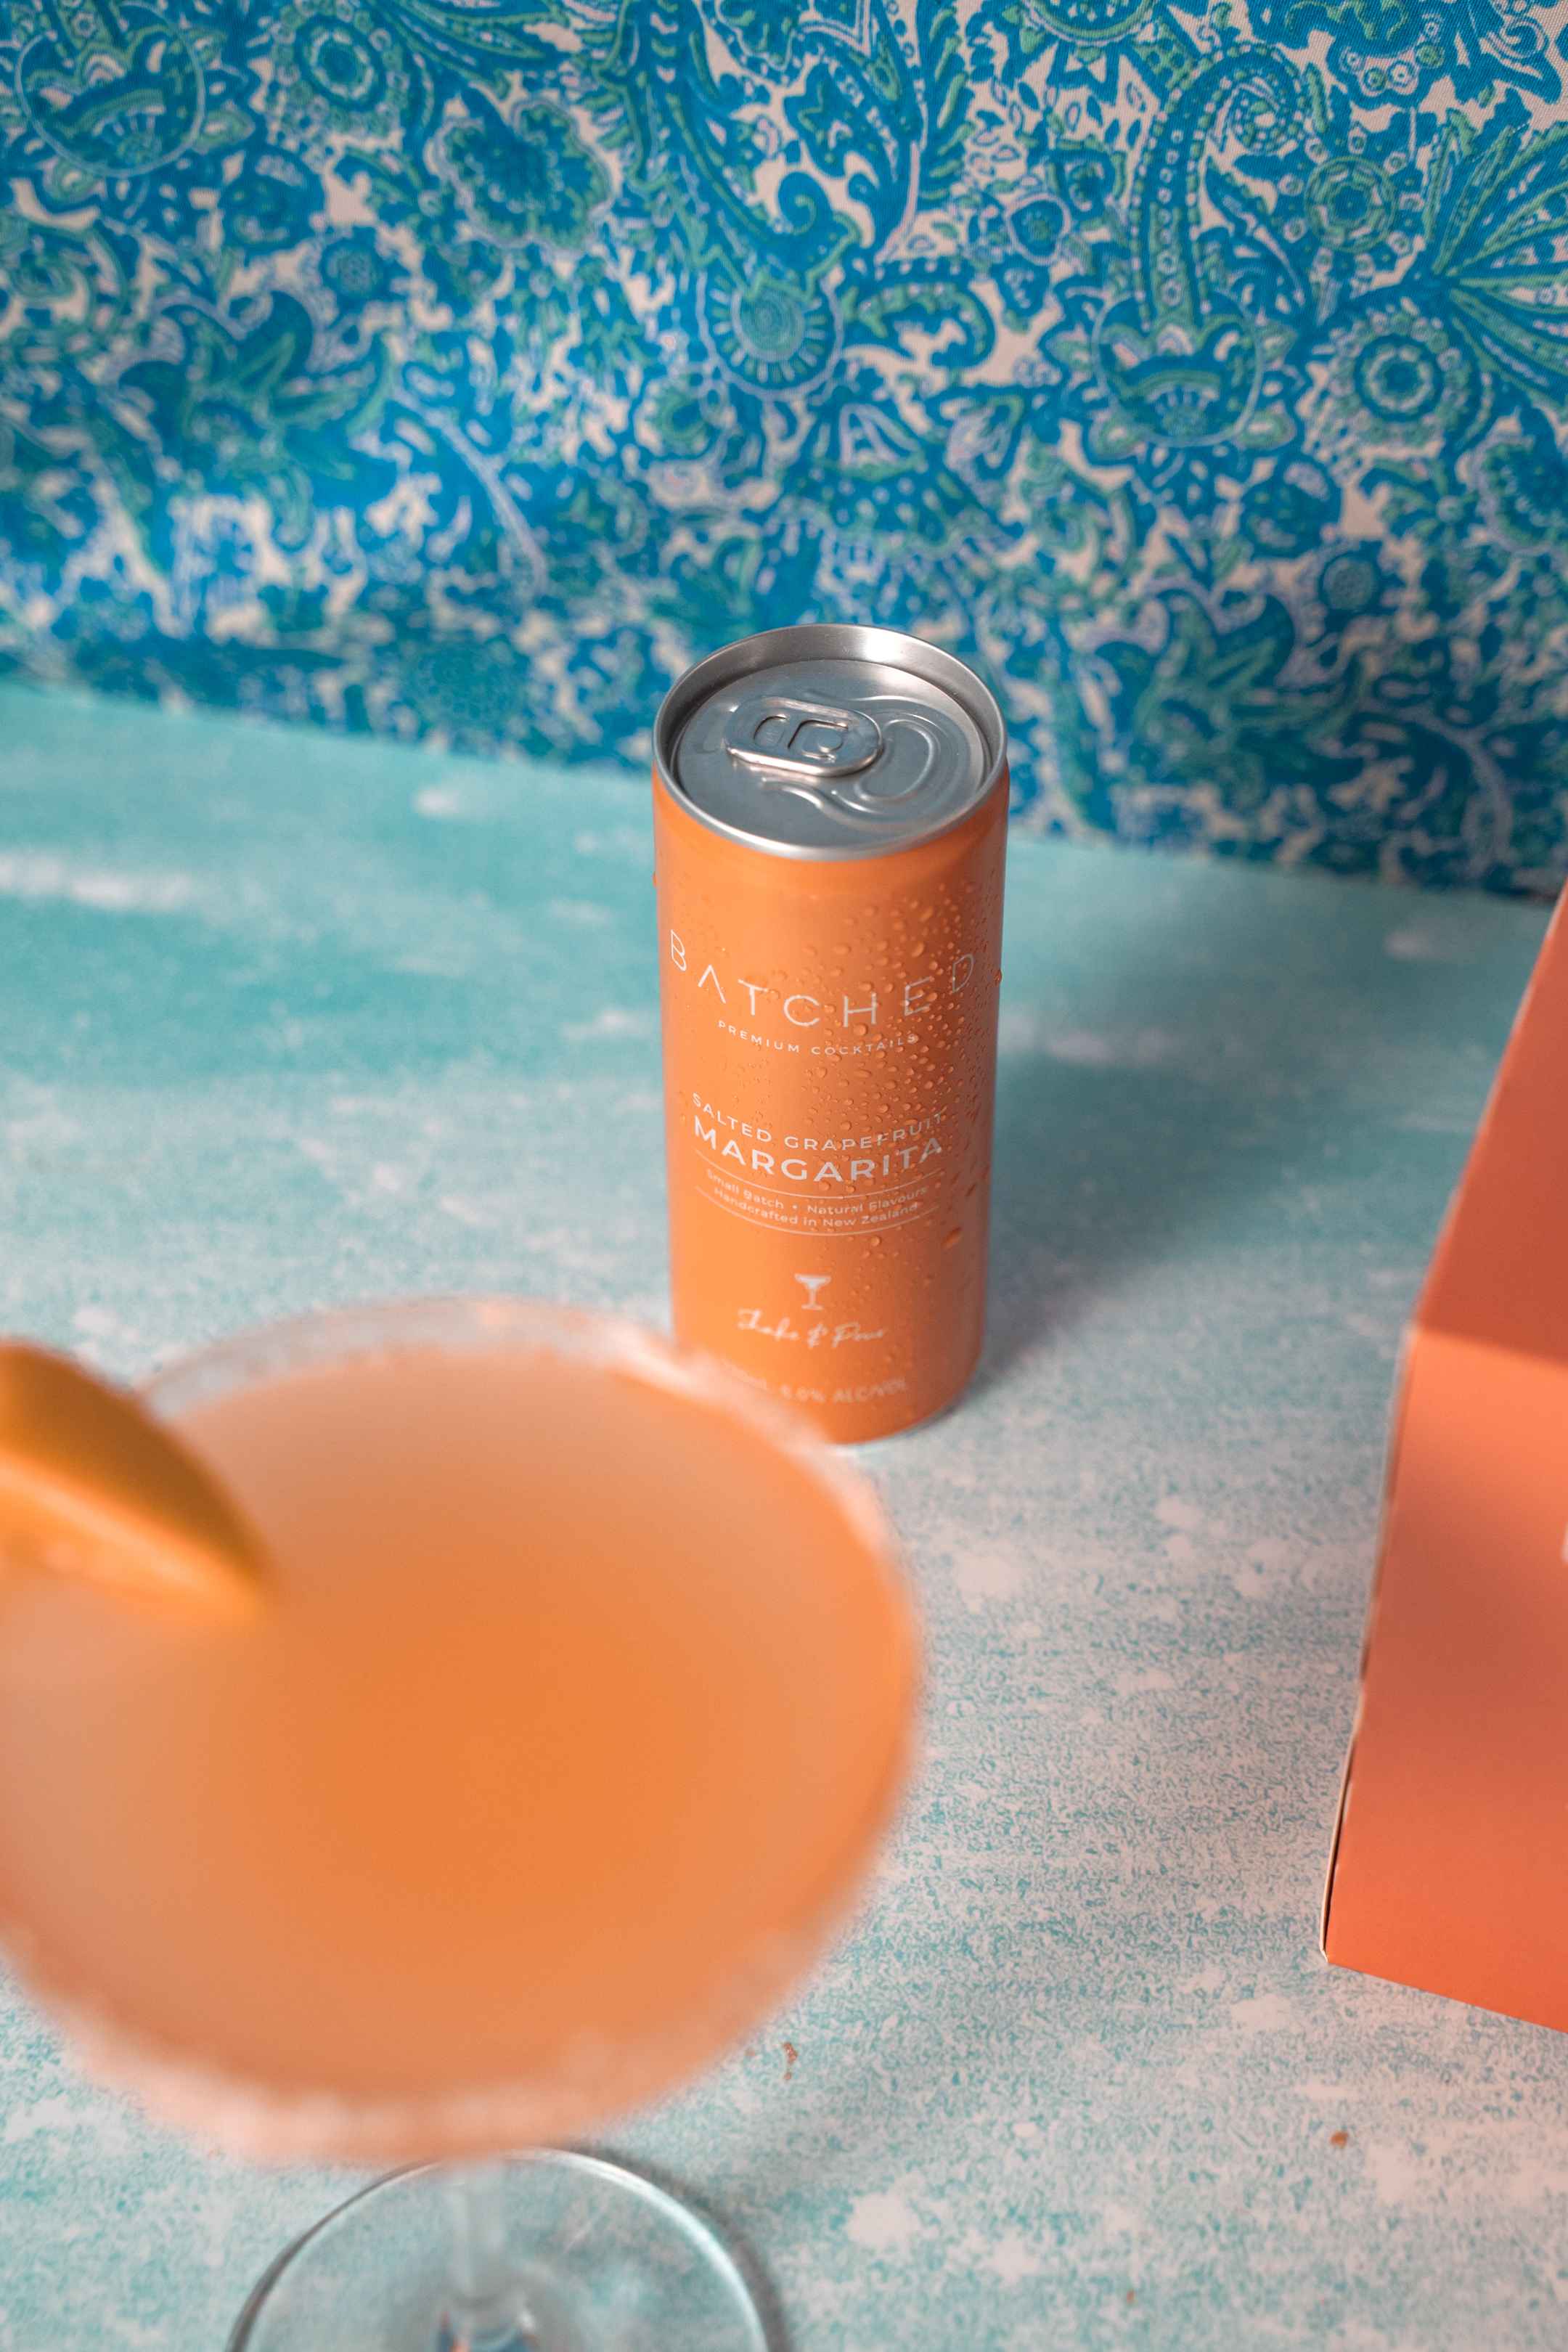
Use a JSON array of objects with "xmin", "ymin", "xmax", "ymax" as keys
[{"xmin": 441, "ymin": 2162, "xmax": 540, "ymax": 2352}]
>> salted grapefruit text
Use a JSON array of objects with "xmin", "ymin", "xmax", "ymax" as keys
[{"xmin": 690, "ymin": 1092, "xmax": 944, "ymax": 1184}]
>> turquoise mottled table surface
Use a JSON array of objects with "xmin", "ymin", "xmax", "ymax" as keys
[{"xmin": 1, "ymin": 682, "xmax": 1564, "ymax": 2352}]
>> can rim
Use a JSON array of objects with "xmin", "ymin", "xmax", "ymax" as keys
[{"xmin": 653, "ymin": 624, "xmax": 1008, "ymax": 862}]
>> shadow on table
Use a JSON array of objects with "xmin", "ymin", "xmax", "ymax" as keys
[{"xmin": 976, "ymin": 846, "xmax": 1529, "ymax": 1394}]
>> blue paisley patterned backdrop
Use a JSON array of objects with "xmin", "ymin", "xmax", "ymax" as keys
[{"xmin": 2, "ymin": 0, "xmax": 1567, "ymax": 887}]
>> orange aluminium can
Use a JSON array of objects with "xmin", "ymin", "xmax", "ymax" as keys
[{"xmin": 653, "ymin": 625, "xmax": 1008, "ymax": 1443}]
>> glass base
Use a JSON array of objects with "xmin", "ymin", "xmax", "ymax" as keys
[{"xmin": 228, "ymin": 2151, "xmax": 774, "ymax": 2352}]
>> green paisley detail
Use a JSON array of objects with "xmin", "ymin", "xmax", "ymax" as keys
[
  {"xmin": 119, "ymin": 298, "xmax": 389, "ymax": 535},
  {"xmin": 267, "ymin": 0, "xmax": 415, "ymax": 151},
  {"xmin": 1306, "ymin": 156, "xmax": 1396, "ymax": 250},
  {"xmin": 703, "ymin": 270, "xmax": 841, "ymax": 393},
  {"xmin": 1093, "ymin": 48, "xmax": 1300, "ymax": 448},
  {"xmin": 1319, "ymin": 301, "xmax": 1479, "ymax": 452},
  {"xmin": 380, "ymin": 0, "xmax": 565, "ymax": 72},
  {"xmin": 17, "ymin": 0, "xmax": 204, "ymax": 179},
  {"xmin": 436, "ymin": 99, "xmax": 610, "ymax": 253},
  {"xmin": 1478, "ymin": 434, "xmax": 1568, "ymax": 547},
  {"xmin": 1000, "ymin": 0, "xmax": 1157, "ymax": 57},
  {"xmin": 0, "ymin": 217, "xmax": 128, "ymax": 368},
  {"xmin": 1104, "ymin": 592, "xmax": 1359, "ymax": 820},
  {"xmin": 1428, "ymin": 121, "xmax": 1568, "ymax": 408}
]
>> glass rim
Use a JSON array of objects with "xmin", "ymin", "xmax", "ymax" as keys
[{"xmin": 144, "ymin": 1294, "xmax": 886, "ymax": 1538}]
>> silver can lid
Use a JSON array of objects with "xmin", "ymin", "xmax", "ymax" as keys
[{"xmin": 654, "ymin": 624, "xmax": 1006, "ymax": 859}]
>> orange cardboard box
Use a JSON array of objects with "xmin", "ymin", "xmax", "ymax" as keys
[{"xmin": 1323, "ymin": 891, "xmax": 1568, "ymax": 2029}]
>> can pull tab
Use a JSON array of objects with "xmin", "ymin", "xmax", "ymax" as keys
[{"xmin": 724, "ymin": 695, "xmax": 882, "ymax": 782}]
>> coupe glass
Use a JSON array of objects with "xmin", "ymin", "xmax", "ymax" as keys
[{"xmin": 4, "ymin": 1299, "xmax": 915, "ymax": 2351}]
